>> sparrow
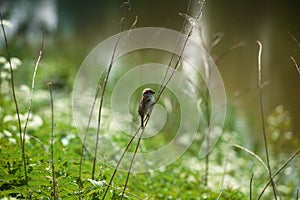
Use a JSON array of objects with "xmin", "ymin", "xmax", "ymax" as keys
[{"xmin": 138, "ymin": 88, "xmax": 155, "ymax": 128}]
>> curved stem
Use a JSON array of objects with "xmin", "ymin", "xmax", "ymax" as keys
[{"xmin": 0, "ymin": 12, "xmax": 28, "ymax": 197}]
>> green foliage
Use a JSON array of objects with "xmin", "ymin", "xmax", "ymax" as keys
[{"xmin": 0, "ymin": 51, "xmax": 299, "ymax": 200}]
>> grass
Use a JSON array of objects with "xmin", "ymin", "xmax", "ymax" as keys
[{"xmin": 0, "ymin": 85, "xmax": 299, "ymax": 199}]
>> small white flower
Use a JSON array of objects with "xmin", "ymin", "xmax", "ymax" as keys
[
  {"xmin": 8, "ymin": 138, "xmax": 17, "ymax": 144},
  {"xmin": 0, "ymin": 56, "xmax": 7, "ymax": 64},
  {"xmin": 3, "ymin": 57, "xmax": 22, "ymax": 70}
]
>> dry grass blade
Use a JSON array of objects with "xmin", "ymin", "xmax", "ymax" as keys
[
  {"xmin": 120, "ymin": 128, "xmax": 145, "ymax": 200},
  {"xmin": 155, "ymin": 0, "xmax": 207, "ymax": 187},
  {"xmin": 157, "ymin": 0, "xmax": 192, "ymax": 96},
  {"xmin": 290, "ymin": 56, "xmax": 300, "ymax": 75},
  {"xmin": 256, "ymin": 40, "xmax": 278, "ymax": 199},
  {"xmin": 287, "ymin": 31, "xmax": 300, "ymax": 49},
  {"xmin": 101, "ymin": 108, "xmax": 151, "ymax": 199},
  {"xmin": 216, "ymin": 153, "xmax": 229, "ymax": 200},
  {"xmin": 156, "ymin": 0, "xmax": 206, "ymax": 101},
  {"xmin": 92, "ymin": 1, "xmax": 131, "ymax": 180},
  {"xmin": 23, "ymin": 33, "xmax": 44, "ymax": 153},
  {"xmin": 250, "ymin": 173, "xmax": 254, "ymax": 200},
  {"xmin": 232, "ymin": 144, "xmax": 268, "ymax": 171},
  {"xmin": 101, "ymin": 127, "xmax": 141, "ymax": 199},
  {"xmin": 287, "ymin": 31, "xmax": 300, "ymax": 76},
  {"xmin": 0, "ymin": 12, "xmax": 28, "ymax": 197},
  {"xmin": 257, "ymin": 148, "xmax": 300, "ymax": 200},
  {"xmin": 47, "ymin": 82, "xmax": 58, "ymax": 200},
  {"xmin": 77, "ymin": 74, "xmax": 105, "ymax": 199}
]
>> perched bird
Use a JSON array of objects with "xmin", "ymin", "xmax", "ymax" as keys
[{"xmin": 138, "ymin": 88, "xmax": 155, "ymax": 128}]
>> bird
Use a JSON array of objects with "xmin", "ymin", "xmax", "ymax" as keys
[{"xmin": 138, "ymin": 88, "xmax": 155, "ymax": 128}]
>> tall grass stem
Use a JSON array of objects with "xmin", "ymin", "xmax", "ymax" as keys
[
  {"xmin": 257, "ymin": 40, "xmax": 278, "ymax": 199},
  {"xmin": 23, "ymin": 34, "xmax": 44, "ymax": 151},
  {"xmin": 48, "ymin": 82, "xmax": 58, "ymax": 200},
  {"xmin": 290, "ymin": 56, "xmax": 300, "ymax": 75},
  {"xmin": 92, "ymin": 0, "xmax": 131, "ymax": 180},
  {"xmin": 77, "ymin": 73, "xmax": 106, "ymax": 198},
  {"xmin": 155, "ymin": 0, "xmax": 206, "ymax": 102},
  {"xmin": 101, "ymin": 127, "xmax": 141, "ymax": 199},
  {"xmin": 157, "ymin": 0, "xmax": 192, "ymax": 96},
  {"xmin": 120, "ymin": 128, "xmax": 145, "ymax": 199},
  {"xmin": 257, "ymin": 148, "xmax": 300, "ymax": 200},
  {"xmin": 250, "ymin": 173, "xmax": 254, "ymax": 200},
  {"xmin": 0, "ymin": 12, "xmax": 28, "ymax": 197}
]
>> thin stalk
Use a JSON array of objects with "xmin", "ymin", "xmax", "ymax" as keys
[
  {"xmin": 204, "ymin": 86, "xmax": 210, "ymax": 186},
  {"xmin": 296, "ymin": 188, "xmax": 299, "ymax": 200},
  {"xmin": 77, "ymin": 75, "xmax": 105, "ymax": 199},
  {"xmin": 287, "ymin": 31, "xmax": 300, "ymax": 75},
  {"xmin": 23, "ymin": 33, "xmax": 44, "ymax": 155},
  {"xmin": 232, "ymin": 144, "xmax": 268, "ymax": 171},
  {"xmin": 216, "ymin": 152, "xmax": 229, "ymax": 200},
  {"xmin": 156, "ymin": 0, "xmax": 206, "ymax": 102},
  {"xmin": 0, "ymin": 12, "xmax": 28, "ymax": 197},
  {"xmin": 197, "ymin": 13, "xmax": 211, "ymax": 188},
  {"xmin": 157, "ymin": 0, "xmax": 192, "ymax": 95},
  {"xmin": 250, "ymin": 173, "xmax": 254, "ymax": 200},
  {"xmin": 92, "ymin": 0, "xmax": 130, "ymax": 180},
  {"xmin": 257, "ymin": 41, "xmax": 277, "ymax": 199},
  {"xmin": 290, "ymin": 56, "xmax": 300, "ymax": 75},
  {"xmin": 0, "ymin": 46, "xmax": 2, "ymax": 133},
  {"xmin": 120, "ymin": 128, "xmax": 145, "ymax": 200},
  {"xmin": 257, "ymin": 147, "xmax": 300, "ymax": 200},
  {"xmin": 102, "ymin": 114, "xmax": 152, "ymax": 199},
  {"xmin": 287, "ymin": 31, "xmax": 300, "ymax": 49},
  {"xmin": 101, "ymin": 127, "xmax": 141, "ymax": 199},
  {"xmin": 48, "ymin": 82, "xmax": 58, "ymax": 200}
]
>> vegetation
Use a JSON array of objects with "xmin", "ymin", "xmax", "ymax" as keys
[{"xmin": 1, "ymin": 1, "xmax": 300, "ymax": 200}]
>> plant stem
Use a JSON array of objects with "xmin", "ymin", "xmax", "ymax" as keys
[
  {"xmin": 48, "ymin": 82, "xmax": 58, "ymax": 200},
  {"xmin": 256, "ymin": 40, "xmax": 277, "ymax": 200},
  {"xmin": 290, "ymin": 56, "xmax": 300, "ymax": 75},
  {"xmin": 157, "ymin": 0, "xmax": 192, "ymax": 96},
  {"xmin": 0, "ymin": 12, "xmax": 28, "ymax": 197},
  {"xmin": 92, "ymin": 0, "xmax": 130, "ymax": 180},
  {"xmin": 250, "ymin": 173, "xmax": 254, "ymax": 200},
  {"xmin": 101, "ymin": 127, "xmax": 141, "ymax": 199},
  {"xmin": 287, "ymin": 31, "xmax": 300, "ymax": 49},
  {"xmin": 77, "ymin": 75, "xmax": 105, "ymax": 198},
  {"xmin": 156, "ymin": 0, "xmax": 206, "ymax": 102},
  {"xmin": 23, "ymin": 34, "xmax": 44, "ymax": 151},
  {"xmin": 120, "ymin": 129, "xmax": 145, "ymax": 199},
  {"xmin": 257, "ymin": 147, "xmax": 300, "ymax": 200},
  {"xmin": 204, "ymin": 86, "xmax": 210, "ymax": 186}
]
